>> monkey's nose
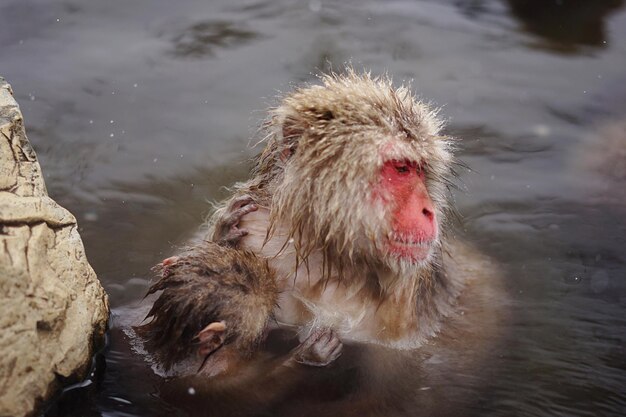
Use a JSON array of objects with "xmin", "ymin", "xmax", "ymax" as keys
[
  {"xmin": 393, "ymin": 194, "xmax": 437, "ymax": 241},
  {"xmin": 416, "ymin": 203, "xmax": 437, "ymax": 239},
  {"xmin": 422, "ymin": 207, "xmax": 434, "ymax": 222}
]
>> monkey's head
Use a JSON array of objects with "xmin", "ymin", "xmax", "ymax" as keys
[{"xmin": 259, "ymin": 70, "xmax": 456, "ymax": 273}]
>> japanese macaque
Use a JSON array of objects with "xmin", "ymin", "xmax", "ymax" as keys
[{"xmin": 138, "ymin": 70, "xmax": 501, "ymax": 382}]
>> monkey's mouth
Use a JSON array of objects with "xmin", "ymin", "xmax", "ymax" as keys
[{"xmin": 386, "ymin": 234, "xmax": 435, "ymax": 262}]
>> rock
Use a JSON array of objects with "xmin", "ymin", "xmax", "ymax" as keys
[{"xmin": 0, "ymin": 77, "xmax": 109, "ymax": 417}]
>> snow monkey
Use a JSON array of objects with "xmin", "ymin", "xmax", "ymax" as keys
[{"xmin": 138, "ymin": 70, "xmax": 500, "ymax": 379}]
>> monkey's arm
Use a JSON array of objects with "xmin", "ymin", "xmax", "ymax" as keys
[
  {"xmin": 136, "ymin": 241, "xmax": 341, "ymax": 377},
  {"xmin": 135, "ymin": 242, "xmax": 276, "ymax": 373}
]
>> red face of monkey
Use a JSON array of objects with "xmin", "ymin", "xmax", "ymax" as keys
[{"xmin": 376, "ymin": 159, "xmax": 438, "ymax": 263}]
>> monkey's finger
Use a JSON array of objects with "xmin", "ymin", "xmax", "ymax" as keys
[
  {"xmin": 320, "ymin": 331, "xmax": 342, "ymax": 357},
  {"xmin": 325, "ymin": 332, "xmax": 342, "ymax": 350},
  {"xmin": 224, "ymin": 205, "xmax": 258, "ymax": 229},
  {"xmin": 328, "ymin": 339, "xmax": 343, "ymax": 362},
  {"xmin": 161, "ymin": 256, "xmax": 179, "ymax": 266},
  {"xmin": 299, "ymin": 343, "xmax": 340, "ymax": 367},
  {"xmin": 304, "ymin": 328, "xmax": 328, "ymax": 346},
  {"xmin": 293, "ymin": 329, "xmax": 343, "ymax": 366},
  {"xmin": 322, "ymin": 329, "xmax": 337, "ymax": 344},
  {"xmin": 233, "ymin": 203, "xmax": 258, "ymax": 218},
  {"xmin": 313, "ymin": 334, "xmax": 341, "ymax": 360},
  {"xmin": 327, "ymin": 342, "xmax": 343, "ymax": 363},
  {"xmin": 218, "ymin": 228, "xmax": 249, "ymax": 247},
  {"xmin": 292, "ymin": 329, "xmax": 323, "ymax": 358},
  {"xmin": 229, "ymin": 194, "xmax": 255, "ymax": 210},
  {"xmin": 229, "ymin": 228, "xmax": 249, "ymax": 239},
  {"xmin": 219, "ymin": 205, "xmax": 257, "ymax": 231}
]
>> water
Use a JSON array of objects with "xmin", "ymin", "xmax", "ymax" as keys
[{"xmin": 1, "ymin": 0, "xmax": 625, "ymax": 415}]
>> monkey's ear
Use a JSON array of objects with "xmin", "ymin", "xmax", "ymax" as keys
[
  {"xmin": 278, "ymin": 115, "xmax": 304, "ymax": 162},
  {"xmin": 196, "ymin": 321, "xmax": 226, "ymax": 357},
  {"xmin": 281, "ymin": 115, "xmax": 304, "ymax": 141},
  {"xmin": 279, "ymin": 146, "xmax": 295, "ymax": 162}
]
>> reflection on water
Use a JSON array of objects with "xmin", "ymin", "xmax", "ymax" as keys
[
  {"xmin": 577, "ymin": 119, "xmax": 626, "ymax": 200},
  {"xmin": 163, "ymin": 20, "xmax": 259, "ymax": 58},
  {"xmin": 455, "ymin": 0, "xmax": 624, "ymax": 52},
  {"xmin": 1, "ymin": 0, "xmax": 625, "ymax": 416},
  {"xmin": 507, "ymin": 0, "xmax": 624, "ymax": 51}
]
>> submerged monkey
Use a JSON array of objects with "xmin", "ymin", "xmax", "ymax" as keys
[{"xmin": 137, "ymin": 70, "xmax": 502, "ymax": 379}]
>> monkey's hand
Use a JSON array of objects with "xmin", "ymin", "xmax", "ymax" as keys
[
  {"xmin": 289, "ymin": 328, "xmax": 343, "ymax": 367},
  {"xmin": 136, "ymin": 242, "xmax": 277, "ymax": 373},
  {"xmin": 214, "ymin": 195, "xmax": 258, "ymax": 247}
]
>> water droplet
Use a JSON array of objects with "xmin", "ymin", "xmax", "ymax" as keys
[
  {"xmin": 110, "ymin": 133, "xmax": 115, "ymax": 138},
  {"xmin": 564, "ymin": 275, "xmax": 582, "ymax": 285},
  {"xmin": 84, "ymin": 212, "xmax": 98, "ymax": 221},
  {"xmin": 532, "ymin": 124, "xmax": 550, "ymax": 137},
  {"xmin": 188, "ymin": 387, "xmax": 196, "ymax": 395},
  {"xmin": 309, "ymin": 0, "xmax": 322, "ymax": 12},
  {"xmin": 133, "ymin": 83, "xmax": 138, "ymax": 88},
  {"xmin": 110, "ymin": 120, "xmax": 114, "ymax": 124},
  {"xmin": 89, "ymin": 120, "xmax": 94, "ymax": 124},
  {"xmin": 590, "ymin": 270, "xmax": 609, "ymax": 293}
]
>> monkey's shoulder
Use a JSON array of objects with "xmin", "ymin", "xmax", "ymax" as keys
[
  {"xmin": 442, "ymin": 238, "xmax": 504, "ymax": 300},
  {"xmin": 432, "ymin": 238, "xmax": 508, "ymax": 351}
]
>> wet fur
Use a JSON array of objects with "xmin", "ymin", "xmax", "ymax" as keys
[
  {"xmin": 136, "ymin": 242, "xmax": 277, "ymax": 370},
  {"xmin": 208, "ymin": 70, "xmax": 467, "ymax": 348}
]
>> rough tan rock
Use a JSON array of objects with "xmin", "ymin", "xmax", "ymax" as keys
[{"xmin": 0, "ymin": 77, "xmax": 109, "ymax": 417}]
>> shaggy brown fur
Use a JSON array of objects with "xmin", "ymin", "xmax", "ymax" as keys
[
  {"xmin": 212, "ymin": 70, "xmax": 455, "ymax": 262},
  {"xmin": 136, "ymin": 242, "xmax": 277, "ymax": 370},
  {"xmin": 206, "ymin": 69, "xmax": 466, "ymax": 349}
]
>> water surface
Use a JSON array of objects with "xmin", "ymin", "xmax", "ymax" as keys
[{"xmin": 1, "ymin": 0, "xmax": 625, "ymax": 415}]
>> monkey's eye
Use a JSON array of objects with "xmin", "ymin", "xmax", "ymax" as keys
[{"xmin": 395, "ymin": 164, "xmax": 410, "ymax": 174}]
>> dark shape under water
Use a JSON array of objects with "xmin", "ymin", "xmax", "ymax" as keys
[
  {"xmin": 507, "ymin": 0, "xmax": 624, "ymax": 52},
  {"xmin": 168, "ymin": 21, "xmax": 259, "ymax": 58}
]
